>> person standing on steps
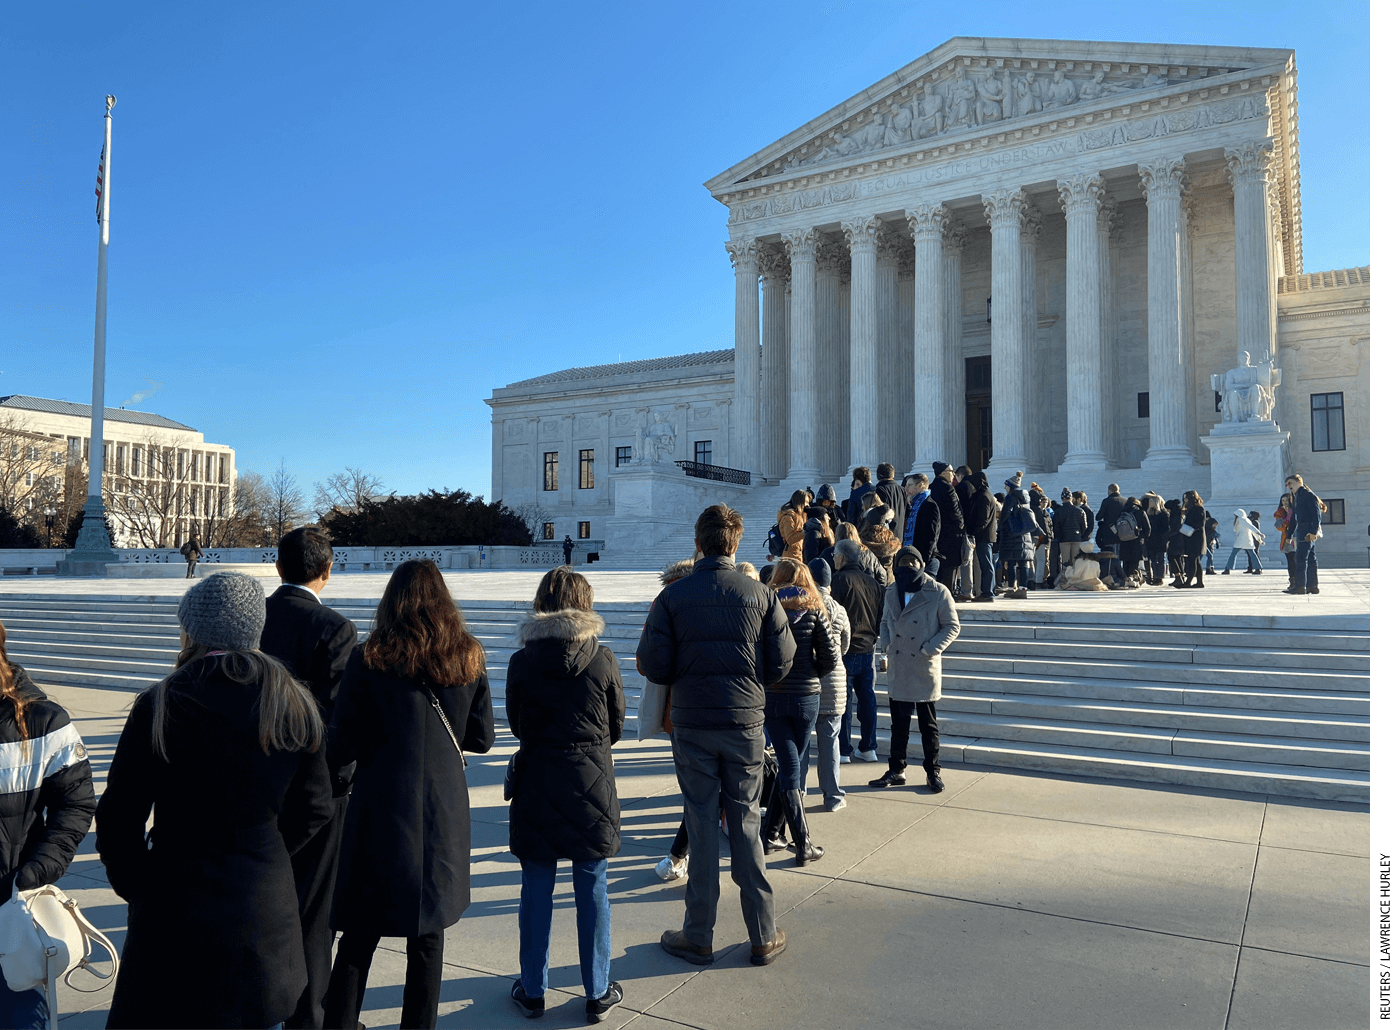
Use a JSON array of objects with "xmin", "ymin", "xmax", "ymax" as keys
[
  {"xmin": 869, "ymin": 547, "xmax": 959, "ymax": 794},
  {"xmin": 635, "ymin": 505, "xmax": 796, "ymax": 969},
  {"xmin": 562, "ymin": 535, "xmax": 574, "ymax": 566},
  {"xmin": 927, "ymin": 463, "xmax": 966, "ymax": 594},
  {"xmin": 259, "ymin": 527, "xmax": 360, "ymax": 1030},
  {"xmin": 830, "ymin": 539, "xmax": 884, "ymax": 763},
  {"xmin": 1180, "ymin": 491, "xmax": 1207, "ymax": 588},
  {"xmin": 873, "ymin": 463, "xmax": 908, "ymax": 541},
  {"xmin": 180, "ymin": 535, "xmax": 203, "ymax": 578},
  {"xmin": 799, "ymin": 559, "xmax": 850, "ymax": 813},
  {"xmin": 845, "ymin": 466, "xmax": 875, "ymax": 524},
  {"xmin": 1222, "ymin": 509, "xmax": 1264, "ymax": 575},
  {"xmin": 1285, "ymin": 473, "xmax": 1323, "ymax": 595}
]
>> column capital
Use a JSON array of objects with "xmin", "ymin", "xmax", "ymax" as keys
[
  {"xmin": 1098, "ymin": 194, "xmax": 1124, "ymax": 242},
  {"xmin": 1021, "ymin": 204, "xmax": 1044, "ymax": 243},
  {"xmin": 757, "ymin": 243, "xmax": 790, "ymax": 283},
  {"xmin": 782, "ymin": 228, "xmax": 819, "ymax": 261},
  {"xmin": 1138, "ymin": 158, "xmax": 1188, "ymax": 202},
  {"xmin": 815, "ymin": 234, "xmax": 849, "ymax": 276},
  {"xmin": 905, "ymin": 204, "xmax": 949, "ymax": 242},
  {"xmin": 981, "ymin": 188, "xmax": 1027, "ymax": 228},
  {"xmin": 1225, "ymin": 139, "xmax": 1275, "ymax": 186},
  {"xmin": 725, "ymin": 236, "xmax": 760, "ymax": 273},
  {"xmin": 1056, "ymin": 173, "xmax": 1105, "ymax": 217},
  {"xmin": 943, "ymin": 220, "xmax": 968, "ymax": 253},
  {"xmin": 841, "ymin": 215, "xmax": 881, "ymax": 253},
  {"xmin": 875, "ymin": 225, "xmax": 905, "ymax": 262}
]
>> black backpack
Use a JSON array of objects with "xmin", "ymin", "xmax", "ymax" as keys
[
  {"xmin": 765, "ymin": 523, "xmax": 784, "ymax": 556},
  {"xmin": 1114, "ymin": 511, "xmax": 1139, "ymax": 541}
]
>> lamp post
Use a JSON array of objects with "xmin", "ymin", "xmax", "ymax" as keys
[{"xmin": 44, "ymin": 507, "xmax": 55, "ymax": 548}]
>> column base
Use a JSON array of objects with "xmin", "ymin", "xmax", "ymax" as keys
[
  {"xmin": 1058, "ymin": 452, "xmax": 1112, "ymax": 475},
  {"xmin": 983, "ymin": 458, "xmax": 1034, "ymax": 489},
  {"xmin": 779, "ymin": 468, "xmax": 823, "ymax": 493},
  {"xmin": 1139, "ymin": 447, "xmax": 1196, "ymax": 471}
]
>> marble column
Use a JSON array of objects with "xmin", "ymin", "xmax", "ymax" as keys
[
  {"xmin": 1225, "ymin": 140, "xmax": 1275, "ymax": 366},
  {"xmin": 596, "ymin": 410, "xmax": 612, "ymax": 501},
  {"xmin": 715, "ymin": 398, "xmax": 732, "ymax": 467},
  {"xmin": 906, "ymin": 204, "xmax": 948, "ymax": 471},
  {"xmin": 981, "ymin": 188, "xmax": 1029, "ymax": 474},
  {"xmin": 490, "ymin": 417, "xmax": 504, "ymax": 501},
  {"xmin": 943, "ymin": 222, "xmax": 967, "ymax": 466},
  {"xmin": 842, "ymin": 216, "xmax": 880, "ymax": 473},
  {"xmin": 559, "ymin": 414, "xmax": 575, "ymax": 511},
  {"xmin": 673, "ymin": 403, "xmax": 690, "ymax": 463},
  {"xmin": 758, "ymin": 246, "xmax": 790, "ymax": 482},
  {"xmin": 875, "ymin": 228, "xmax": 901, "ymax": 473},
  {"xmin": 1057, "ymin": 173, "xmax": 1110, "ymax": 472},
  {"xmin": 815, "ymin": 237, "xmax": 846, "ymax": 479},
  {"xmin": 1138, "ymin": 159, "xmax": 1195, "ymax": 468},
  {"xmin": 782, "ymin": 228, "xmax": 820, "ymax": 483},
  {"xmin": 1020, "ymin": 205, "xmax": 1042, "ymax": 471},
  {"xmin": 726, "ymin": 237, "xmax": 761, "ymax": 473},
  {"xmin": 1098, "ymin": 197, "xmax": 1122, "ymax": 468}
]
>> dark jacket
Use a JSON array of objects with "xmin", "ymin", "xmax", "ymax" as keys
[
  {"xmin": 97, "ymin": 658, "xmax": 334, "ymax": 1029},
  {"xmin": 768, "ymin": 591, "xmax": 838, "ymax": 695},
  {"xmin": 329, "ymin": 647, "xmax": 495, "ymax": 937},
  {"xmin": 1095, "ymin": 491, "xmax": 1127, "ymax": 549},
  {"xmin": 802, "ymin": 516, "xmax": 830, "ymax": 565},
  {"xmin": 830, "ymin": 565, "xmax": 884, "ymax": 655},
  {"xmin": 929, "ymin": 478, "xmax": 966, "ymax": 560},
  {"xmin": 874, "ymin": 479, "xmax": 908, "ymax": 541},
  {"xmin": 634, "ymin": 554, "xmax": 795, "ymax": 730},
  {"xmin": 0, "ymin": 667, "xmax": 94, "ymax": 896},
  {"xmin": 998, "ymin": 488, "xmax": 1036, "ymax": 562},
  {"xmin": 506, "ymin": 609, "xmax": 624, "ymax": 865},
  {"xmin": 1182, "ymin": 504, "xmax": 1207, "ymax": 556},
  {"xmin": 906, "ymin": 491, "xmax": 941, "ymax": 566},
  {"xmin": 1292, "ymin": 485, "xmax": 1322, "ymax": 539},
  {"xmin": 1052, "ymin": 500, "xmax": 1090, "ymax": 542},
  {"xmin": 260, "ymin": 586, "xmax": 358, "ymax": 717},
  {"xmin": 965, "ymin": 473, "xmax": 997, "ymax": 546},
  {"xmin": 1145, "ymin": 510, "xmax": 1171, "ymax": 555},
  {"xmin": 845, "ymin": 482, "xmax": 875, "ymax": 523}
]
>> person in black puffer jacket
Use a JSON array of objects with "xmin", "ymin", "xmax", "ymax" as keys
[
  {"xmin": 506, "ymin": 567, "xmax": 626, "ymax": 1021},
  {"xmin": 1143, "ymin": 493, "xmax": 1170, "ymax": 585},
  {"xmin": 762, "ymin": 560, "xmax": 838, "ymax": 867},
  {"xmin": 0, "ymin": 622, "xmax": 95, "ymax": 1030}
]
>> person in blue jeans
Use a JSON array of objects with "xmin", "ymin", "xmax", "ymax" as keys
[
  {"xmin": 1285, "ymin": 473, "xmax": 1323, "ymax": 595},
  {"xmin": 506, "ymin": 568, "xmax": 626, "ymax": 1022},
  {"xmin": 829, "ymin": 540, "xmax": 884, "ymax": 761},
  {"xmin": 761, "ymin": 561, "xmax": 839, "ymax": 866}
]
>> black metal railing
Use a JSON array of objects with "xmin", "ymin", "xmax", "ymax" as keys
[{"xmin": 674, "ymin": 461, "xmax": 751, "ymax": 486}]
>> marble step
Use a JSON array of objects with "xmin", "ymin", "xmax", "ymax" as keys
[
  {"xmin": 942, "ymin": 653, "xmax": 1369, "ymax": 691},
  {"xmin": 973, "ymin": 621, "xmax": 1370, "ymax": 652},
  {"xmin": 948, "ymin": 637, "xmax": 1366, "ymax": 671}
]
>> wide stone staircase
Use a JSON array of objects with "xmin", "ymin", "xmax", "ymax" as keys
[{"xmin": 0, "ymin": 593, "xmax": 1368, "ymax": 803}]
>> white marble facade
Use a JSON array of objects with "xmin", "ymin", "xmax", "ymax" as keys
[{"xmin": 488, "ymin": 36, "xmax": 1369, "ymax": 562}]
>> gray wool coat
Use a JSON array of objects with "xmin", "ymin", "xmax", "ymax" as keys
[{"xmin": 876, "ymin": 580, "xmax": 961, "ymax": 702}]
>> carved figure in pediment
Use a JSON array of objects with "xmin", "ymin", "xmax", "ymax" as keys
[
  {"xmin": 949, "ymin": 66, "xmax": 977, "ymax": 127},
  {"xmin": 974, "ymin": 73, "xmax": 1007, "ymax": 125},
  {"xmin": 1043, "ymin": 69, "xmax": 1078, "ymax": 109},
  {"xmin": 809, "ymin": 131, "xmax": 859, "ymax": 165},
  {"xmin": 849, "ymin": 113, "xmax": 888, "ymax": 153},
  {"xmin": 1078, "ymin": 70, "xmax": 1124, "ymax": 101},
  {"xmin": 884, "ymin": 104, "xmax": 915, "ymax": 146},
  {"xmin": 1012, "ymin": 72, "xmax": 1042, "ymax": 118},
  {"xmin": 915, "ymin": 82, "xmax": 946, "ymax": 137},
  {"xmin": 1141, "ymin": 70, "xmax": 1168, "ymax": 89}
]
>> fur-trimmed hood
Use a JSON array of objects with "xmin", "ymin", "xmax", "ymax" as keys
[{"xmin": 517, "ymin": 609, "xmax": 606, "ymax": 677}]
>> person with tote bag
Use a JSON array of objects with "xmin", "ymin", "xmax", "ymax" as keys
[
  {"xmin": 323, "ymin": 560, "xmax": 495, "ymax": 1030},
  {"xmin": 0, "ymin": 622, "xmax": 96, "ymax": 1030}
]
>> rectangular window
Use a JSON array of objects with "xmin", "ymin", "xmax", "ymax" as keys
[
  {"xmin": 578, "ymin": 449, "xmax": 595, "ymax": 489},
  {"xmin": 1321, "ymin": 499, "xmax": 1346, "ymax": 525},
  {"xmin": 542, "ymin": 522, "xmax": 555, "ymax": 540},
  {"xmin": 1311, "ymin": 392, "xmax": 1345, "ymax": 451},
  {"xmin": 578, "ymin": 521, "xmax": 591, "ymax": 539},
  {"xmin": 1137, "ymin": 392, "xmax": 1150, "ymax": 418},
  {"xmin": 615, "ymin": 446, "xmax": 632, "ymax": 467},
  {"xmin": 543, "ymin": 451, "xmax": 559, "ymax": 491},
  {"xmin": 694, "ymin": 440, "xmax": 713, "ymax": 465}
]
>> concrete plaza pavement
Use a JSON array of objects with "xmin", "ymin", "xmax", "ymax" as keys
[{"xmin": 44, "ymin": 679, "xmax": 1368, "ymax": 1030}]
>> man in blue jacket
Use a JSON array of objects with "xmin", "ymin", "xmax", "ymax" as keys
[
  {"xmin": 635, "ymin": 505, "xmax": 796, "ymax": 968},
  {"xmin": 1285, "ymin": 473, "xmax": 1323, "ymax": 594}
]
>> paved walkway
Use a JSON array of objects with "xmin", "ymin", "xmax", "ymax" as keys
[{"xmin": 8, "ymin": 566, "xmax": 1371, "ymax": 1027}]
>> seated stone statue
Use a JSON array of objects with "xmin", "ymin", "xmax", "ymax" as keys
[
  {"xmin": 635, "ymin": 411, "xmax": 676, "ymax": 463},
  {"xmin": 1212, "ymin": 352, "xmax": 1281, "ymax": 423}
]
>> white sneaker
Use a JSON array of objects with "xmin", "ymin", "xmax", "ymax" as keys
[
  {"xmin": 826, "ymin": 797, "xmax": 847, "ymax": 812},
  {"xmin": 839, "ymin": 755, "xmax": 851, "ymax": 764},
  {"xmin": 853, "ymin": 749, "xmax": 879, "ymax": 762},
  {"xmin": 654, "ymin": 854, "xmax": 688, "ymax": 881}
]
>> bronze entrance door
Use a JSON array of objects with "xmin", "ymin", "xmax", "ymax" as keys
[{"xmin": 965, "ymin": 356, "xmax": 991, "ymax": 471}]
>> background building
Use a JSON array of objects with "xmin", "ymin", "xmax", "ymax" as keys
[{"xmin": 0, "ymin": 395, "xmax": 236, "ymax": 548}]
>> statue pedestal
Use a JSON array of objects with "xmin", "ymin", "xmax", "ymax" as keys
[
  {"xmin": 607, "ymin": 462, "xmax": 748, "ymax": 555},
  {"xmin": 1201, "ymin": 420, "xmax": 1291, "ymax": 517}
]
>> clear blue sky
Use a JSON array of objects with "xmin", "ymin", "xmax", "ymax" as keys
[{"xmin": 0, "ymin": 1, "xmax": 1370, "ymax": 500}]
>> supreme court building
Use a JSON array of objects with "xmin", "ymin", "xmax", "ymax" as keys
[{"xmin": 488, "ymin": 37, "xmax": 1369, "ymax": 562}]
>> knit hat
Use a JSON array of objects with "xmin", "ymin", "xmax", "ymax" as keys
[
  {"xmin": 178, "ymin": 571, "xmax": 266, "ymax": 651},
  {"xmin": 1004, "ymin": 476, "xmax": 1020, "ymax": 491},
  {"xmin": 932, "ymin": 461, "xmax": 950, "ymax": 478},
  {"xmin": 808, "ymin": 557, "xmax": 832, "ymax": 591},
  {"xmin": 1060, "ymin": 488, "xmax": 1072, "ymax": 501},
  {"xmin": 815, "ymin": 483, "xmax": 838, "ymax": 502}
]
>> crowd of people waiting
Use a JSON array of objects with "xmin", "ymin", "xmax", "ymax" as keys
[
  {"xmin": 0, "ymin": 471, "xmax": 1327, "ymax": 1027},
  {"xmin": 769, "ymin": 463, "xmax": 1327, "ymax": 597}
]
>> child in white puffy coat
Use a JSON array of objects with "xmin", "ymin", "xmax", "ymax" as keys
[{"xmin": 1222, "ymin": 508, "xmax": 1265, "ymax": 574}]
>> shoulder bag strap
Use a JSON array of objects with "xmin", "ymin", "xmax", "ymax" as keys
[{"xmin": 419, "ymin": 683, "xmax": 467, "ymax": 769}]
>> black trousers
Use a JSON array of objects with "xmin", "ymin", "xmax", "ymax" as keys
[
  {"xmin": 286, "ymin": 795, "xmax": 348, "ymax": 1029},
  {"xmin": 324, "ymin": 928, "xmax": 446, "ymax": 1030},
  {"xmin": 888, "ymin": 699, "xmax": 940, "ymax": 773},
  {"xmin": 934, "ymin": 559, "xmax": 958, "ymax": 593}
]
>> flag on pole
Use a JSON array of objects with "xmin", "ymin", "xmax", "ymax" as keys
[{"xmin": 95, "ymin": 144, "xmax": 105, "ymax": 224}]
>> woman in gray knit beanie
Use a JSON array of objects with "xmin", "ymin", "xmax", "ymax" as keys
[{"xmin": 96, "ymin": 570, "xmax": 332, "ymax": 1029}]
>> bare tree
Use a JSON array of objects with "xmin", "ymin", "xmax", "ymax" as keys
[
  {"xmin": 207, "ymin": 470, "xmax": 272, "ymax": 546},
  {"xmin": 512, "ymin": 503, "xmax": 552, "ymax": 543},
  {"xmin": 313, "ymin": 467, "xmax": 386, "ymax": 519},
  {"xmin": 268, "ymin": 460, "xmax": 310, "ymax": 543},
  {"xmin": 0, "ymin": 411, "xmax": 76, "ymax": 544}
]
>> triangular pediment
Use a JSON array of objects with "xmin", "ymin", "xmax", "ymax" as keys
[{"xmin": 704, "ymin": 37, "xmax": 1294, "ymax": 192}]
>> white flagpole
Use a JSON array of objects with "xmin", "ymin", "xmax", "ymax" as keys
[{"xmin": 63, "ymin": 95, "xmax": 121, "ymax": 573}]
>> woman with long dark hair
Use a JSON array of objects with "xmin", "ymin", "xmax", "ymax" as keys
[
  {"xmin": 506, "ymin": 568, "xmax": 625, "ymax": 1021},
  {"xmin": 1181, "ymin": 491, "xmax": 1207, "ymax": 588},
  {"xmin": 324, "ymin": 560, "xmax": 495, "ymax": 1030},
  {"xmin": 0, "ymin": 621, "xmax": 95, "ymax": 1030},
  {"xmin": 97, "ymin": 571, "xmax": 330, "ymax": 1029}
]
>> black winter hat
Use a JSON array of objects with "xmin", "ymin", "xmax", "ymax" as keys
[
  {"xmin": 808, "ymin": 558, "xmax": 832, "ymax": 590},
  {"xmin": 932, "ymin": 461, "xmax": 950, "ymax": 478},
  {"xmin": 815, "ymin": 483, "xmax": 838, "ymax": 502}
]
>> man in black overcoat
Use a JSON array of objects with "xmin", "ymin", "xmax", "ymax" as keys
[
  {"xmin": 873, "ymin": 462, "xmax": 908, "ymax": 542},
  {"xmin": 260, "ymin": 526, "xmax": 359, "ymax": 1029},
  {"xmin": 928, "ymin": 463, "xmax": 966, "ymax": 594}
]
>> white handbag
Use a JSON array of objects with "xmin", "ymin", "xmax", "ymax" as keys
[{"xmin": 0, "ymin": 880, "xmax": 118, "ymax": 1023}]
